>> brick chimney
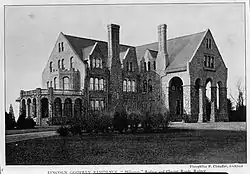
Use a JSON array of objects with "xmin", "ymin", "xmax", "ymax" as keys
[
  {"xmin": 156, "ymin": 24, "xmax": 169, "ymax": 75},
  {"xmin": 107, "ymin": 24, "xmax": 123, "ymax": 112},
  {"xmin": 107, "ymin": 24, "xmax": 120, "ymax": 70}
]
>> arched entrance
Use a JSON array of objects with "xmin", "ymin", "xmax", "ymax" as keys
[
  {"xmin": 54, "ymin": 98, "xmax": 62, "ymax": 125},
  {"xmin": 64, "ymin": 98, "xmax": 72, "ymax": 117},
  {"xmin": 27, "ymin": 98, "xmax": 31, "ymax": 118},
  {"xmin": 21, "ymin": 99, "xmax": 26, "ymax": 116},
  {"xmin": 74, "ymin": 98, "xmax": 82, "ymax": 119},
  {"xmin": 41, "ymin": 98, "xmax": 49, "ymax": 118},
  {"xmin": 33, "ymin": 98, "xmax": 37, "ymax": 118},
  {"xmin": 205, "ymin": 79, "xmax": 212, "ymax": 122},
  {"xmin": 169, "ymin": 77, "xmax": 183, "ymax": 121}
]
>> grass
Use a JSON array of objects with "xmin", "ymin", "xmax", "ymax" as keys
[{"xmin": 6, "ymin": 128, "xmax": 246, "ymax": 165}]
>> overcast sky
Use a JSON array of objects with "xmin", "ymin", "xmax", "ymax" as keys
[{"xmin": 5, "ymin": 3, "xmax": 245, "ymax": 118}]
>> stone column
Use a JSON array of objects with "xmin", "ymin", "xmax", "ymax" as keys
[
  {"xmin": 36, "ymin": 88, "xmax": 42, "ymax": 126},
  {"xmin": 72, "ymin": 101, "xmax": 75, "ymax": 118},
  {"xmin": 219, "ymin": 87, "xmax": 228, "ymax": 122},
  {"xmin": 198, "ymin": 86, "xmax": 205, "ymax": 122},
  {"xmin": 48, "ymin": 87, "xmax": 53, "ymax": 125},
  {"xmin": 26, "ymin": 101, "xmax": 29, "ymax": 118},
  {"xmin": 183, "ymin": 85, "xmax": 191, "ymax": 115},
  {"xmin": 210, "ymin": 86, "xmax": 217, "ymax": 122}
]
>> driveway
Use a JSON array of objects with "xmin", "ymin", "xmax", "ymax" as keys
[{"xmin": 6, "ymin": 131, "xmax": 58, "ymax": 143}]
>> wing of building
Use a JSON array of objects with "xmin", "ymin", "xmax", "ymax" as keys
[{"xmin": 16, "ymin": 24, "xmax": 228, "ymax": 126}]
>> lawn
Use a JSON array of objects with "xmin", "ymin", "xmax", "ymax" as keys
[{"xmin": 6, "ymin": 128, "xmax": 246, "ymax": 165}]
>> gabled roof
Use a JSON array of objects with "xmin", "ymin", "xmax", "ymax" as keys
[
  {"xmin": 136, "ymin": 30, "xmax": 207, "ymax": 72},
  {"xmin": 64, "ymin": 33, "xmax": 135, "ymax": 62}
]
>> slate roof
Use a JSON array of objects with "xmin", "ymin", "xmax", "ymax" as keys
[
  {"xmin": 64, "ymin": 30, "xmax": 207, "ymax": 73},
  {"xmin": 136, "ymin": 30, "xmax": 207, "ymax": 72}
]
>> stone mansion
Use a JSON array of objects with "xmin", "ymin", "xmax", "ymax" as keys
[{"xmin": 16, "ymin": 23, "xmax": 228, "ymax": 126}]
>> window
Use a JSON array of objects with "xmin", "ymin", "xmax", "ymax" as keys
[
  {"xmin": 95, "ymin": 78, "xmax": 99, "ymax": 90},
  {"xmin": 99, "ymin": 79, "xmax": 104, "ymax": 90},
  {"xmin": 70, "ymin": 57, "xmax": 73, "ymax": 69},
  {"xmin": 129, "ymin": 62, "xmax": 133, "ymax": 72},
  {"xmin": 50, "ymin": 81, "xmax": 53, "ymax": 88},
  {"xmin": 206, "ymin": 38, "xmax": 212, "ymax": 49},
  {"xmin": 47, "ymin": 81, "xmax": 49, "ymax": 89},
  {"xmin": 54, "ymin": 77, "xmax": 57, "ymax": 89},
  {"xmin": 126, "ymin": 62, "xmax": 129, "ymax": 71},
  {"xmin": 96, "ymin": 59, "xmax": 100, "ymax": 68},
  {"xmin": 49, "ymin": 62, "xmax": 53, "ymax": 72},
  {"xmin": 61, "ymin": 59, "xmax": 65, "ymax": 70},
  {"xmin": 90, "ymin": 100, "xmax": 94, "ymax": 110},
  {"xmin": 99, "ymin": 59, "xmax": 102, "ymax": 68},
  {"xmin": 95, "ymin": 100, "xmax": 99, "ymax": 110},
  {"xmin": 132, "ymin": 80, "xmax": 136, "ymax": 92},
  {"xmin": 148, "ymin": 62, "xmax": 151, "ymax": 71},
  {"xmin": 127, "ymin": 80, "xmax": 131, "ymax": 92},
  {"xmin": 61, "ymin": 42, "xmax": 64, "ymax": 51},
  {"xmin": 58, "ymin": 43, "xmax": 61, "ymax": 52},
  {"xmin": 58, "ymin": 60, "xmax": 61, "ymax": 69},
  {"xmin": 63, "ymin": 77, "xmax": 69, "ymax": 90},
  {"xmin": 123, "ymin": 80, "xmax": 127, "ymax": 92},
  {"xmin": 103, "ymin": 79, "xmax": 106, "ymax": 91},
  {"xmin": 144, "ymin": 62, "xmax": 147, "ymax": 72},
  {"xmin": 153, "ymin": 61, "xmax": 156, "ymax": 70},
  {"xmin": 148, "ymin": 79, "xmax": 152, "ymax": 92},
  {"xmin": 100, "ymin": 100, "xmax": 104, "ymax": 109},
  {"xmin": 204, "ymin": 54, "xmax": 215, "ymax": 68},
  {"xmin": 143, "ymin": 80, "xmax": 147, "ymax": 92},
  {"xmin": 89, "ymin": 78, "xmax": 94, "ymax": 90},
  {"xmin": 92, "ymin": 58, "xmax": 96, "ymax": 68}
]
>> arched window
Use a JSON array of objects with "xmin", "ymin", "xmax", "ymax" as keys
[
  {"xmin": 58, "ymin": 43, "xmax": 61, "ymax": 52},
  {"xmin": 63, "ymin": 77, "xmax": 69, "ymax": 90},
  {"xmin": 100, "ymin": 100, "xmax": 104, "ymax": 109},
  {"xmin": 61, "ymin": 59, "xmax": 65, "ymax": 70},
  {"xmin": 50, "ymin": 81, "xmax": 53, "ymax": 88},
  {"xmin": 148, "ymin": 79, "xmax": 152, "ymax": 92},
  {"xmin": 95, "ymin": 78, "xmax": 99, "ymax": 90},
  {"xmin": 92, "ymin": 58, "xmax": 96, "ymax": 68},
  {"xmin": 49, "ymin": 62, "xmax": 53, "ymax": 72},
  {"xmin": 148, "ymin": 62, "xmax": 151, "ymax": 71},
  {"xmin": 90, "ymin": 100, "xmax": 94, "ymax": 110},
  {"xmin": 144, "ymin": 62, "xmax": 147, "ymax": 72},
  {"xmin": 99, "ymin": 78, "xmax": 104, "ymax": 90},
  {"xmin": 126, "ymin": 62, "xmax": 129, "ymax": 71},
  {"xmin": 153, "ymin": 61, "xmax": 156, "ymax": 70},
  {"xmin": 143, "ymin": 80, "xmax": 147, "ymax": 92},
  {"xmin": 54, "ymin": 77, "xmax": 57, "ymax": 89},
  {"xmin": 127, "ymin": 80, "xmax": 131, "ymax": 92},
  {"xmin": 95, "ymin": 100, "xmax": 99, "ymax": 110},
  {"xmin": 132, "ymin": 80, "xmax": 136, "ymax": 92},
  {"xmin": 70, "ymin": 57, "xmax": 73, "ymax": 69},
  {"xmin": 58, "ymin": 60, "xmax": 61, "ymax": 69},
  {"xmin": 61, "ymin": 42, "xmax": 64, "ymax": 51},
  {"xmin": 89, "ymin": 78, "xmax": 94, "ymax": 90},
  {"xmin": 123, "ymin": 80, "xmax": 127, "ymax": 92}
]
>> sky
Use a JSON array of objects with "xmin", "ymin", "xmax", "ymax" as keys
[{"xmin": 5, "ymin": 3, "xmax": 246, "ymax": 119}]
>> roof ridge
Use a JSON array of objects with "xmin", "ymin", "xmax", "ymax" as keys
[{"xmin": 136, "ymin": 30, "xmax": 207, "ymax": 48}]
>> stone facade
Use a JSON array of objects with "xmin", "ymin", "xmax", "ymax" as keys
[{"xmin": 16, "ymin": 23, "xmax": 228, "ymax": 126}]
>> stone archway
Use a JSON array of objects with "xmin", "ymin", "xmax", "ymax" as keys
[
  {"xmin": 41, "ymin": 98, "xmax": 49, "ymax": 118},
  {"xmin": 53, "ymin": 97, "xmax": 62, "ymax": 125},
  {"xmin": 21, "ymin": 99, "xmax": 26, "ymax": 117},
  {"xmin": 74, "ymin": 98, "xmax": 82, "ymax": 119},
  {"xmin": 169, "ymin": 77, "xmax": 183, "ymax": 121},
  {"xmin": 27, "ymin": 98, "xmax": 31, "ymax": 118},
  {"xmin": 64, "ymin": 98, "xmax": 72, "ymax": 118},
  {"xmin": 32, "ymin": 98, "xmax": 37, "ymax": 118}
]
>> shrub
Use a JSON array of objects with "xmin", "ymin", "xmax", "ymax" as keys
[
  {"xmin": 57, "ymin": 126, "xmax": 69, "ymax": 136},
  {"xmin": 113, "ymin": 109, "xmax": 128, "ymax": 133},
  {"xmin": 99, "ymin": 112, "xmax": 113, "ymax": 133},
  {"xmin": 5, "ymin": 112, "xmax": 16, "ymax": 130},
  {"xmin": 128, "ymin": 111, "xmax": 141, "ymax": 133},
  {"xmin": 16, "ymin": 113, "xmax": 36, "ymax": 129}
]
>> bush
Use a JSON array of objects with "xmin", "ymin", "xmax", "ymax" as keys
[
  {"xmin": 57, "ymin": 126, "xmax": 69, "ymax": 136},
  {"xmin": 113, "ymin": 110, "xmax": 128, "ymax": 133},
  {"xmin": 16, "ymin": 113, "xmax": 36, "ymax": 129},
  {"xmin": 99, "ymin": 112, "xmax": 113, "ymax": 133},
  {"xmin": 128, "ymin": 111, "xmax": 141, "ymax": 133},
  {"xmin": 5, "ymin": 112, "xmax": 16, "ymax": 130}
]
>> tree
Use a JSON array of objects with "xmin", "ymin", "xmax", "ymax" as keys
[{"xmin": 5, "ymin": 104, "xmax": 16, "ymax": 130}]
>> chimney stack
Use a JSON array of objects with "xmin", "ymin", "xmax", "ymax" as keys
[
  {"xmin": 157, "ymin": 24, "xmax": 169, "ymax": 72},
  {"xmin": 107, "ymin": 24, "xmax": 120, "ymax": 70}
]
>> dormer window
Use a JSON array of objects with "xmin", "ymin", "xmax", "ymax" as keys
[
  {"xmin": 153, "ymin": 61, "xmax": 156, "ymax": 70},
  {"xmin": 92, "ymin": 57, "xmax": 102, "ymax": 68},
  {"xmin": 58, "ymin": 43, "xmax": 61, "ymax": 52},
  {"xmin": 148, "ymin": 62, "xmax": 151, "ymax": 71},
  {"xmin": 129, "ymin": 62, "xmax": 133, "ymax": 72},
  {"xmin": 58, "ymin": 60, "xmax": 61, "ymax": 69},
  {"xmin": 126, "ymin": 62, "xmax": 129, "ymax": 71},
  {"xmin": 61, "ymin": 59, "xmax": 65, "ymax": 70},
  {"xmin": 61, "ymin": 42, "xmax": 64, "ymax": 51},
  {"xmin": 144, "ymin": 62, "xmax": 147, "ymax": 72}
]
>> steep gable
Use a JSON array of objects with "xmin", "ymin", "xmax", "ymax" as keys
[{"xmin": 136, "ymin": 31, "xmax": 207, "ymax": 73}]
